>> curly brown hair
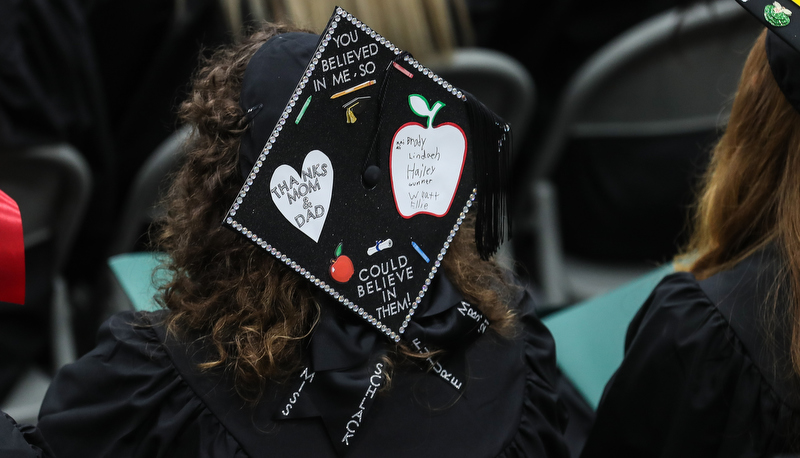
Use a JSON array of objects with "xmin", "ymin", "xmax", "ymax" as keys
[{"xmin": 156, "ymin": 22, "xmax": 518, "ymax": 401}]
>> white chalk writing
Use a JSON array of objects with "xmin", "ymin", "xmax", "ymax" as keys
[{"xmin": 341, "ymin": 362, "xmax": 384, "ymax": 446}]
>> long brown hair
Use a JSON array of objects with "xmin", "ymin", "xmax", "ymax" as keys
[
  {"xmin": 156, "ymin": 22, "xmax": 517, "ymax": 400},
  {"xmin": 677, "ymin": 29, "xmax": 800, "ymax": 375}
]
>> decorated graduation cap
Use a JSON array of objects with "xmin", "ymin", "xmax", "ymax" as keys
[
  {"xmin": 225, "ymin": 6, "xmax": 510, "ymax": 341},
  {"xmin": 738, "ymin": 0, "xmax": 800, "ymax": 112}
]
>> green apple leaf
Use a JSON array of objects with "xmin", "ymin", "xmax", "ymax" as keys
[
  {"xmin": 334, "ymin": 242, "xmax": 343, "ymax": 258},
  {"xmin": 408, "ymin": 94, "xmax": 446, "ymax": 128}
]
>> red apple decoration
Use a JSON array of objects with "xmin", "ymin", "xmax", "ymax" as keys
[
  {"xmin": 390, "ymin": 94, "xmax": 467, "ymax": 218},
  {"xmin": 330, "ymin": 242, "xmax": 354, "ymax": 283}
]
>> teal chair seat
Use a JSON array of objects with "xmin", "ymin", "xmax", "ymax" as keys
[
  {"xmin": 108, "ymin": 252, "xmax": 171, "ymax": 312},
  {"xmin": 542, "ymin": 264, "xmax": 674, "ymax": 409}
]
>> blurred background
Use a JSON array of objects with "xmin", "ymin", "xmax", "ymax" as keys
[{"xmin": 0, "ymin": 0, "xmax": 762, "ymax": 426}]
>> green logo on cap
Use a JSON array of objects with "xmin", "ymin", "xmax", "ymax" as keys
[{"xmin": 765, "ymin": 1, "xmax": 793, "ymax": 27}]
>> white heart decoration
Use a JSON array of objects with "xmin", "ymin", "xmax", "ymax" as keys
[
  {"xmin": 269, "ymin": 150, "xmax": 333, "ymax": 243},
  {"xmin": 390, "ymin": 121, "xmax": 466, "ymax": 218}
]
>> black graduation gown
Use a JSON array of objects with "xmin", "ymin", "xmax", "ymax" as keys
[
  {"xmin": 581, "ymin": 247, "xmax": 800, "ymax": 457},
  {"xmin": 37, "ymin": 282, "xmax": 571, "ymax": 458},
  {"xmin": 0, "ymin": 411, "xmax": 54, "ymax": 458}
]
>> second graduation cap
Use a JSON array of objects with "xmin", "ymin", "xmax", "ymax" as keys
[
  {"xmin": 738, "ymin": 0, "xmax": 800, "ymax": 42},
  {"xmin": 226, "ymin": 6, "xmax": 510, "ymax": 341},
  {"xmin": 737, "ymin": 0, "xmax": 800, "ymax": 111}
]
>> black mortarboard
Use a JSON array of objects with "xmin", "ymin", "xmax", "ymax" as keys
[
  {"xmin": 737, "ymin": 0, "xmax": 800, "ymax": 111},
  {"xmin": 226, "ymin": 6, "xmax": 510, "ymax": 340}
]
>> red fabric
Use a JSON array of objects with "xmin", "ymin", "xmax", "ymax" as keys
[{"xmin": 0, "ymin": 189, "xmax": 25, "ymax": 305}]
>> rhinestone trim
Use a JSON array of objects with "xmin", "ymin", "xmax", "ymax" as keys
[{"xmin": 396, "ymin": 188, "xmax": 476, "ymax": 335}]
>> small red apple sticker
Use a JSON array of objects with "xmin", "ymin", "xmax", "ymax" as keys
[
  {"xmin": 329, "ymin": 242, "xmax": 354, "ymax": 283},
  {"xmin": 390, "ymin": 94, "xmax": 467, "ymax": 218}
]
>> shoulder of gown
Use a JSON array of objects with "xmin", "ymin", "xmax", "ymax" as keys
[
  {"xmin": 37, "ymin": 310, "xmax": 247, "ymax": 458},
  {"xmin": 496, "ymin": 287, "xmax": 573, "ymax": 458},
  {"xmin": 0, "ymin": 410, "xmax": 55, "ymax": 458},
  {"xmin": 581, "ymin": 267, "xmax": 800, "ymax": 458}
]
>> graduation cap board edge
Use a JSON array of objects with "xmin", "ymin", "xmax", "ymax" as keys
[
  {"xmin": 224, "ymin": 7, "xmax": 510, "ymax": 341},
  {"xmin": 738, "ymin": 0, "xmax": 800, "ymax": 44},
  {"xmin": 738, "ymin": 0, "xmax": 800, "ymax": 112}
]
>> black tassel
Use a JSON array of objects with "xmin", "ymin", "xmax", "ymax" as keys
[{"xmin": 463, "ymin": 92, "xmax": 512, "ymax": 260}]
